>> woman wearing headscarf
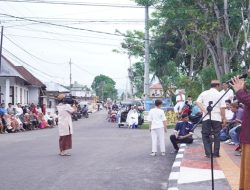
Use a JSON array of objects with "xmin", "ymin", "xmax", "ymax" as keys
[{"xmin": 57, "ymin": 94, "xmax": 76, "ymax": 156}]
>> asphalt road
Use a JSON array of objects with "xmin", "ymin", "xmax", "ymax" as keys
[{"xmin": 0, "ymin": 111, "xmax": 175, "ymax": 190}]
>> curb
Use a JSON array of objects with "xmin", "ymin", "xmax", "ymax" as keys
[{"xmin": 167, "ymin": 143, "xmax": 187, "ymax": 190}]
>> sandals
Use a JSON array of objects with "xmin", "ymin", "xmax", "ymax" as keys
[{"xmin": 59, "ymin": 153, "xmax": 71, "ymax": 156}]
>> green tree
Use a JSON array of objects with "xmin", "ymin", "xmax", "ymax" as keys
[
  {"xmin": 91, "ymin": 75, "xmax": 117, "ymax": 101},
  {"xmin": 134, "ymin": 0, "xmax": 158, "ymax": 6},
  {"xmin": 113, "ymin": 30, "xmax": 145, "ymax": 96},
  {"xmin": 149, "ymin": 32, "xmax": 180, "ymax": 97},
  {"xmin": 132, "ymin": 61, "xmax": 144, "ymax": 97},
  {"xmin": 176, "ymin": 75, "xmax": 202, "ymax": 99},
  {"xmin": 152, "ymin": 0, "xmax": 250, "ymax": 80}
]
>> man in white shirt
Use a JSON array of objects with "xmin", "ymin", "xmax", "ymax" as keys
[
  {"xmin": 148, "ymin": 100, "xmax": 167, "ymax": 156},
  {"xmin": 126, "ymin": 106, "xmax": 139, "ymax": 128},
  {"xmin": 220, "ymin": 82, "xmax": 234, "ymax": 102},
  {"xmin": 15, "ymin": 103, "xmax": 23, "ymax": 116},
  {"xmin": 196, "ymin": 80, "xmax": 226, "ymax": 158},
  {"xmin": 174, "ymin": 90, "xmax": 186, "ymax": 114}
]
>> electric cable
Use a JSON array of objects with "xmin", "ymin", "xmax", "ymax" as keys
[
  {"xmin": 0, "ymin": 13, "xmax": 150, "ymax": 41},
  {"xmin": 4, "ymin": 34, "xmax": 66, "ymax": 65}
]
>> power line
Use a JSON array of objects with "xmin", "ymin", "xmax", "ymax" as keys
[
  {"xmin": 0, "ymin": 0, "xmax": 144, "ymax": 8},
  {"xmin": 4, "ymin": 36, "xmax": 109, "ymax": 77},
  {"xmin": 0, "ymin": 13, "xmax": 148, "ymax": 41},
  {"xmin": 4, "ymin": 33, "xmax": 120, "ymax": 47},
  {"xmin": 4, "ymin": 34, "xmax": 66, "ymax": 65},
  {"xmin": 3, "ymin": 47, "xmax": 64, "ymax": 79},
  {"xmin": 72, "ymin": 63, "xmax": 95, "ymax": 76},
  {"xmin": 0, "ymin": 13, "xmax": 141, "ymax": 37},
  {"xmin": 0, "ymin": 17, "xmax": 145, "ymax": 23},
  {"xmin": 5, "ymin": 27, "xmax": 122, "ymax": 41}
]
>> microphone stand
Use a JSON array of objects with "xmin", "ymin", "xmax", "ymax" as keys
[{"xmin": 191, "ymin": 87, "xmax": 232, "ymax": 190}]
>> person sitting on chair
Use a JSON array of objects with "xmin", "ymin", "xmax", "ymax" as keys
[
  {"xmin": 126, "ymin": 106, "xmax": 139, "ymax": 128},
  {"xmin": 170, "ymin": 114, "xmax": 194, "ymax": 153}
]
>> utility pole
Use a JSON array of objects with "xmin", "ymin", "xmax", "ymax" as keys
[
  {"xmin": 144, "ymin": 5, "xmax": 150, "ymax": 98},
  {"xmin": 101, "ymin": 81, "xmax": 105, "ymax": 101},
  {"xmin": 0, "ymin": 26, "xmax": 3, "ymax": 73},
  {"xmin": 69, "ymin": 59, "xmax": 72, "ymax": 93},
  {"xmin": 128, "ymin": 53, "xmax": 134, "ymax": 96},
  {"xmin": 125, "ymin": 77, "xmax": 128, "ymax": 100}
]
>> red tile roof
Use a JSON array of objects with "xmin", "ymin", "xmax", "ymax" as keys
[
  {"xmin": 150, "ymin": 83, "xmax": 163, "ymax": 89},
  {"xmin": 15, "ymin": 66, "xmax": 45, "ymax": 88}
]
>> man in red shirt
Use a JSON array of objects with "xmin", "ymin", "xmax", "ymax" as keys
[{"xmin": 231, "ymin": 75, "xmax": 250, "ymax": 190}]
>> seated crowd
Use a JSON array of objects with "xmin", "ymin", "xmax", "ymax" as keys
[
  {"xmin": 220, "ymin": 99, "xmax": 243, "ymax": 156},
  {"xmin": 170, "ymin": 93, "xmax": 244, "ymax": 157},
  {"xmin": 0, "ymin": 102, "xmax": 58, "ymax": 134}
]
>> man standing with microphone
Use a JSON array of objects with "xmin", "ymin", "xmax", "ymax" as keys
[{"xmin": 231, "ymin": 73, "xmax": 250, "ymax": 190}]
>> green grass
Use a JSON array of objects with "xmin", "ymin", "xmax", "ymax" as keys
[{"xmin": 139, "ymin": 123, "xmax": 175, "ymax": 129}]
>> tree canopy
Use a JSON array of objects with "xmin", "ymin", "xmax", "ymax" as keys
[
  {"xmin": 125, "ymin": 0, "xmax": 250, "ymax": 98},
  {"xmin": 91, "ymin": 75, "xmax": 117, "ymax": 101}
]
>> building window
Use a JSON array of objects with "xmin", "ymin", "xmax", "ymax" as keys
[
  {"xmin": 20, "ymin": 88, "xmax": 23, "ymax": 104},
  {"xmin": 15, "ymin": 87, "xmax": 18, "ymax": 103},
  {"xmin": 10, "ymin": 86, "xmax": 14, "ymax": 104},
  {"xmin": 27, "ymin": 90, "xmax": 29, "ymax": 105},
  {"xmin": 48, "ymin": 100, "xmax": 52, "ymax": 108},
  {"xmin": 24, "ymin": 89, "xmax": 26, "ymax": 105},
  {"xmin": 0, "ymin": 86, "xmax": 2, "ymax": 103}
]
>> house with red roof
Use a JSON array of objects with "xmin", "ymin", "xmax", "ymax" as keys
[
  {"xmin": 0, "ymin": 55, "xmax": 46, "ymax": 106},
  {"xmin": 149, "ymin": 83, "xmax": 164, "ymax": 98}
]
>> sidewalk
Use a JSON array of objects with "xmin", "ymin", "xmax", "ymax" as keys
[{"xmin": 167, "ymin": 128, "xmax": 240, "ymax": 190}]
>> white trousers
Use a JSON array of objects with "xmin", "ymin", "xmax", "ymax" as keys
[{"xmin": 151, "ymin": 128, "xmax": 165, "ymax": 153}]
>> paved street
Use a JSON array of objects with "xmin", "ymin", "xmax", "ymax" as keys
[{"xmin": 0, "ymin": 111, "xmax": 175, "ymax": 190}]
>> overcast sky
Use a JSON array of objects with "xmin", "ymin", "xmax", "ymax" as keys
[{"xmin": 0, "ymin": 0, "xmax": 146, "ymax": 92}]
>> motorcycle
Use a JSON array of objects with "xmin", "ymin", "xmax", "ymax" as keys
[
  {"xmin": 72, "ymin": 112, "xmax": 78, "ymax": 121},
  {"xmin": 82, "ymin": 111, "xmax": 89, "ymax": 118}
]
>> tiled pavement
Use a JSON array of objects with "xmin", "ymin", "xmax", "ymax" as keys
[{"xmin": 168, "ymin": 131, "xmax": 241, "ymax": 190}]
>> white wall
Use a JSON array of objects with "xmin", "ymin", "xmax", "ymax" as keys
[
  {"xmin": 71, "ymin": 90, "xmax": 92, "ymax": 97},
  {"xmin": 28, "ymin": 87, "xmax": 39, "ymax": 105},
  {"xmin": 0, "ymin": 77, "xmax": 20, "ymax": 104},
  {"xmin": 14, "ymin": 80, "xmax": 29, "ymax": 105},
  {"xmin": 150, "ymin": 88, "xmax": 163, "ymax": 97}
]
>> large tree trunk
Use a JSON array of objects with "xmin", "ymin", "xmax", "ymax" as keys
[
  {"xmin": 189, "ymin": 53, "xmax": 194, "ymax": 78},
  {"xmin": 202, "ymin": 49, "xmax": 208, "ymax": 68}
]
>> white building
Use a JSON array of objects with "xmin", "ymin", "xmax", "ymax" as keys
[{"xmin": 0, "ymin": 56, "xmax": 46, "ymax": 106}]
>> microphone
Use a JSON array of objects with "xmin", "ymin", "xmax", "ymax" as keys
[{"xmin": 226, "ymin": 73, "xmax": 248, "ymax": 84}]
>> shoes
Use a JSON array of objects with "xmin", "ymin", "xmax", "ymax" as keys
[
  {"xmin": 59, "ymin": 153, "xmax": 71, "ymax": 156},
  {"xmin": 204, "ymin": 154, "xmax": 220, "ymax": 158},
  {"xmin": 224, "ymin": 139, "xmax": 231, "ymax": 144},
  {"xmin": 204, "ymin": 155, "xmax": 210, "ymax": 158},
  {"xmin": 235, "ymin": 151, "xmax": 241, "ymax": 156},
  {"xmin": 214, "ymin": 154, "xmax": 220, "ymax": 158},
  {"xmin": 150, "ymin": 152, "xmax": 156, "ymax": 156},
  {"xmin": 170, "ymin": 150, "xmax": 178, "ymax": 154},
  {"xmin": 235, "ymin": 145, "xmax": 241, "ymax": 151},
  {"xmin": 228, "ymin": 142, "xmax": 235, "ymax": 145},
  {"xmin": 161, "ymin": 152, "xmax": 166, "ymax": 156}
]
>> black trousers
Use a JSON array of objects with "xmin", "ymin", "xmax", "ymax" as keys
[
  {"xmin": 170, "ymin": 135, "xmax": 193, "ymax": 150},
  {"xmin": 202, "ymin": 120, "xmax": 221, "ymax": 156}
]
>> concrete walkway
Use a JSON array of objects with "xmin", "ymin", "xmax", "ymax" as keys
[{"xmin": 168, "ymin": 127, "xmax": 240, "ymax": 190}]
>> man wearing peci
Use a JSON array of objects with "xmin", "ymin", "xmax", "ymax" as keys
[{"xmin": 196, "ymin": 80, "xmax": 226, "ymax": 158}]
